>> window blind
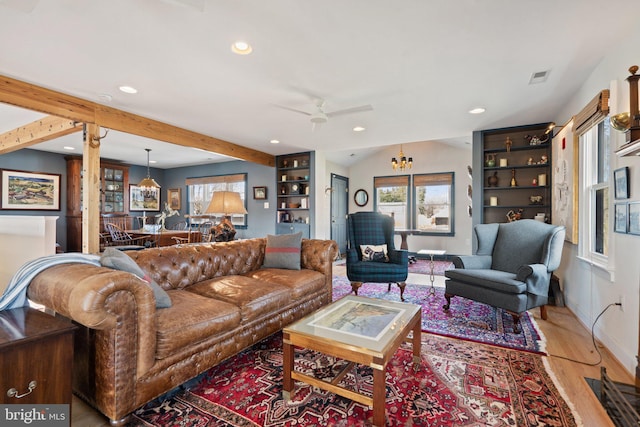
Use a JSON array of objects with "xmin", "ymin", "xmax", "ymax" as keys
[
  {"xmin": 374, "ymin": 175, "xmax": 410, "ymax": 188},
  {"xmin": 185, "ymin": 173, "xmax": 245, "ymax": 186},
  {"xmin": 574, "ymin": 89, "xmax": 610, "ymax": 136}
]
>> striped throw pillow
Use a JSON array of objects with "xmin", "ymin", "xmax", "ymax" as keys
[{"xmin": 263, "ymin": 232, "xmax": 303, "ymax": 270}]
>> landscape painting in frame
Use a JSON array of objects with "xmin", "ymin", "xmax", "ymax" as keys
[
  {"xmin": 129, "ymin": 184, "xmax": 160, "ymax": 211},
  {"xmin": 1, "ymin": 169, "xmax": 61, "ymax": 210}
]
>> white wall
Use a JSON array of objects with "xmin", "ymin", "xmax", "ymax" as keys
[
  {"xmin": 346, "ymin": 140, "xmax": 473, "ymax": 255},
  {"xmin": 553, "ymin": 24, "xmax": 640, "ymax": 375}
]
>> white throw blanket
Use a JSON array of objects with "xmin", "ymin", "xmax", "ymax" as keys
[{"xmin": 0, "ymin": 253, "xmax": 101, "ymax": 311}]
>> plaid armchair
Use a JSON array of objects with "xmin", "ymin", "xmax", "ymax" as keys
[{"xmin": 346, "ymin": 212, "xmax": 409, "ymax": 300}]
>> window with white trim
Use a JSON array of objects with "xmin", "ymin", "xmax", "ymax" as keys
[
  {"xmin": 579, "ymin": 119, "xmax": 610, "ymax": 262},
  {"xmin": 185, "ymin": 173, "xmax": 247, "ymax": 227}
]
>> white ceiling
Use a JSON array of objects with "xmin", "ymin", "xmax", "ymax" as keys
[{"xmin": 0, "ymin": 0, "xmax": 637, "ymax": 168}]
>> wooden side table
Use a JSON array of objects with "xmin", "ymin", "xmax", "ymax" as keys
[{"xmin": 0, "ymin": 307, "xmax": 76, "ymax": 405}]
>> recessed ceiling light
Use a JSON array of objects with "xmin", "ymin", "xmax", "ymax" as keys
[
  {"xmin": 231, "ymin": 41, "xmax": 252, "ymax": 55},
  {"xmin": 270, "ymin": 139, "xmax": 280, "ymax": 144},
  {"xmin": 469, "ymin": 107, "xmax": 486, "ymax": 114},
  {"xmin": 353, "ymin": 126, "xmax": 366, "ymax": 132},
  {"xmin": 63, "ymin": 146, "xmax": 75, "ymax": 151},
  {"xmin": 119, "ymin": 85, "xmax": 138, "ymax": 94}
]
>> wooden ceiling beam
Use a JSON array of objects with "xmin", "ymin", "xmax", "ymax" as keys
[
  {"xmin": 0, "ymin": 115, "xmax": 81, "ymax": 154},
  {"xmin": 0, "ymin": 74, "xmax": 276, "ymax": 167}
]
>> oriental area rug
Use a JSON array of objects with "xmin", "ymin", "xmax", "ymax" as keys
[
  {"xmin": 131, "ymin": 332, "xmax": 579, "ymax": 427},
  {"xmin": 332, "ymin": 276, "xmax": 545, "ymax": 354}
]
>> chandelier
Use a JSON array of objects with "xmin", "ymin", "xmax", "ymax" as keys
[
  {"xmin": 138, "ymin": 148, "xmax": 161, "ymax": 195},
  {"xmin": 391, "ymin": 145, "xmax": 413, "ymax": 171}
]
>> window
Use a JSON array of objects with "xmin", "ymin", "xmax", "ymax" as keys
[
  {"xmin": 579, "ymin": 119, "xmax": 610, "ymax": 262},
  {"xmin": 373, "ymin": 175, "xmax": 410, "ymax": 229},
  {"xmin": 413, "ymin": 172, "xmax": 454, "ymax": 235},
  {"xmin": 185, "ymin": 173, "xmax": 247, "ymax": 227}
]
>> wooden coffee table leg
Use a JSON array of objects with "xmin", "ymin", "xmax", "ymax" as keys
[
  {"xmin": 282, "ymin": 333, "xmax": 294, "ymax": 400},
  {"xmin": 372, "ymin": 366, "xmax": 386, "ymax": 427},
  {"xmin": 412, "ymin": 314, "xmax": 421, "ymax": 369}
]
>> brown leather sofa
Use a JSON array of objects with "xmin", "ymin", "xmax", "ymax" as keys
[{"xmin": 27, "ymin": 237, "xmax": 338, "ymax": 426}]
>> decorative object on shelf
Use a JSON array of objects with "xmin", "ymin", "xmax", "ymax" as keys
[
  {"xmin": 289, "ymin": 183, "xmax": 301, "ymax": 194},
  {"xmin": 614, "ymin": 167, "xmax": 630, "ymax": 200},
  {"xmin": 614, "ymin": 66, "xmax": 640, "ymax": 156},
  {"xmin": 0, "ymin": 169, "xmax": 61, "ymax": 210},
  {"xmin": 280, "ymin": 184, "xmax": 287, "ymax": 195},
  {"xmin": 611, "ymin": 111, "xmax": 630, "ymax": 132},
  {"xmin": 485, "ymin": 154, "xmax": 496, "ymax": 167},
  {"xmin": 537, "ymin": 173, "xmax": 547, "ymax": 187},
  {"xmin": 488, "ymin": 171, "xmax": 499, "ymax": 187},
  {"xmin": 506, "ymin": 209, "xmax": 523, "ymax": 222},
  {"xmin": 138, "ymin": 148, "xmax": 161, "ymax": 195},
  {"xmin": 534, "ymin": 213, "xmax": 546, "ymax": 222},
  {"xmin": 253, "ymin": 186, "xmax": 267, "ymax": 200},
  {"xmin": 391, "ymin": 145, "xmax": 413, "ymax": 171},
  {"xmin": 540, "ymin": 155, "xmax": 548, "ymax": 164},
  {"xmin": 525, "ymin": 134, "xmax": 548, "ymax": 145},
  {"xmin": 499, "ymin": 158, "xmax": 508, "ymax": 167},
  {"xmin": 293, "ymin": 159, "xmax": 299, "ymax": 168},
  {"xmin": 529, "ymin": 195, "xmax": 543, "ymax": 205},
  {"xmin": 490, "ymin": 196, "xmax": 498, "ymax": 206},
  {"xmin": 354, "ymin": 189, "xmax": 368, "ymax": 207},
  {"xmin": 527, "ymin": 157, "xmax": 534, "ymax": 165},
  {"xmin": 205, "ymin": 191, "xmax": 247, "ymax": 241},
  {"xmin": 505, "ymin": 136, "xmax": 512, "ymax": 152},
  {"xmin": 532, "ymin": 178, "xmax": 538, "ymax": 186},
  {"xmin": 510, "ymin": 169, "xmax": 518, "ymax": 187}
]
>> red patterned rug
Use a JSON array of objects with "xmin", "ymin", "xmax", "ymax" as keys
[
  {"xmin": 131, "ymin": 332, "xmax": 579, "ymax": 426},
  {"xmin": 333, "ymin": 276, "xmax": 545, "ymax": 354}
]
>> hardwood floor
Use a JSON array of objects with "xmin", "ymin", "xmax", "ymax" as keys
[{"xmin": 71, "ymin": 269, "xmax": 634, "ymax": 426}]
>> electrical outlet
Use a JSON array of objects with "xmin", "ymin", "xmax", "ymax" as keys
[{"xmin": 618, "ymin": 295, "xmax": 625, "ymax": 312}]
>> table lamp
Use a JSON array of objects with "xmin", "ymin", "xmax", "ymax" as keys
[{"xmin": 205, "ymin": 191, "xmax": 247, "ymax": 241}]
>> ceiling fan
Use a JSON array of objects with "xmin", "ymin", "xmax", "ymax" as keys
[{"xmin": 278, "ymin": 99, "xmax": 373, "ymax": 127}]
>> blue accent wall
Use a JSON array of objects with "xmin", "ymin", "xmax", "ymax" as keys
[{"xmin": 0, "ymin": 149, "xmax": 276, "ymax": 250}]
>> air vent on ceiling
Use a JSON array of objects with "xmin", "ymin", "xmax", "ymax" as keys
[{"xmin": 529, "ymin": 70, "xmax": 550, "ymax": 84}]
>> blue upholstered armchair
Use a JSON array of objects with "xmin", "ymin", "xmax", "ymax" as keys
[
  {"xmin": 444, "ymin": 219, "xmax": 565, "ymax": 333},
  {"xmin": 346, "ymin": 212, "xmax": 409, "ymax": 300}
]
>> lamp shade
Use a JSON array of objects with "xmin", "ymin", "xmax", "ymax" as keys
[
  {"xmin": 138, "ymin": 176, "xmax": 161, "ymax": 189},
  {"xmin": 205, "ymin": 191, "xmax": 247, "ymax": 215}
]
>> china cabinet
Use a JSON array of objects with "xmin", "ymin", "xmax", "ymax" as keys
[{"xmin": 66, "ymin": 156, "xmax": 129, "ymax": 252}]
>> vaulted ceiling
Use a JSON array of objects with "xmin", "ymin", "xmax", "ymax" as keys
[{"xmin": 0, "ymin": 0, "xmax": 637, "ymax": 168}]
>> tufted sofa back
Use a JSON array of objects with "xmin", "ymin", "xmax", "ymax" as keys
[{"xmin": 127, "ymin": 238, "xmax": 267, "ymax": 290}]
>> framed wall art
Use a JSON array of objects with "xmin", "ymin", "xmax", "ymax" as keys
[
  {"xmin": 628, "ymin": 202, "xmax": 640, "ymax": 235},
  {"xmin": 1, "ymin": 169, "xmax": 61, "ymax": 210},
  {"xmin": 129, "ymin": 184, "xmax": 160, "ymax": 211},
  {"xmin": 614, "ymin": 166, "xmax": 630, "ymax": 200},
  {"xmin": 614, "ymin": 203, "xmax": 628, "ymax": 234},
  {"xmin": 253, "ymin": 186, "xmax": 267, "ymax": 200},
  {"xmin": 168, "ymin": 188, "xmax": 181, "ymax": 210}
]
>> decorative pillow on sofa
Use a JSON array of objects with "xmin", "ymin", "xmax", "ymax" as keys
[
  {"xmin": 263, "ymin": 232, "xmax": 303, "ymax": 270},
  {"xmin": 100, "ymin": 248, "xmax": 172, "ymax": 308},
  {"xmin": 360, "ymin": 244, "xmax": 389, "ymax": 262}
]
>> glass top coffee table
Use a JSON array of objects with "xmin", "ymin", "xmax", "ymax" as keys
[{"xmin": 282, "ymin": 295, "xmax": 421, "ymax": 427}]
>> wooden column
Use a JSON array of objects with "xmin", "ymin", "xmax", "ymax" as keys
[{"xmin": 82, "ymin": 124, "xmax": 101, "ymax": 254}]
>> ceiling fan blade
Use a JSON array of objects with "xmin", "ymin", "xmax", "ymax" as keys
[
  {"xmin": 326, "ymin": 104, "xmax": 374, "ymax": 118},
  {"xmin": 272, "ymin": 104, "xmax": 312, "ymax": 116}
]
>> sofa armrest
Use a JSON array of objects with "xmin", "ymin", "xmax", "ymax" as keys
[
  {"xmin": 516, "ymin": 263, "xmax": 550, "ymax": 297},
  {"xmin": 301, "ymin": 239, "xmax": 339, "ymax": 276},
  {"xmin": 452, "ymin": 255, "xmax": 492, "ymax": 269},
  {"xmin": 388, "ymin": 248, "xmax": 408, "ymax": 265},
  {"xmin": 27, "ymin": 263, "xmax": 157, "ymax": 377}
]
